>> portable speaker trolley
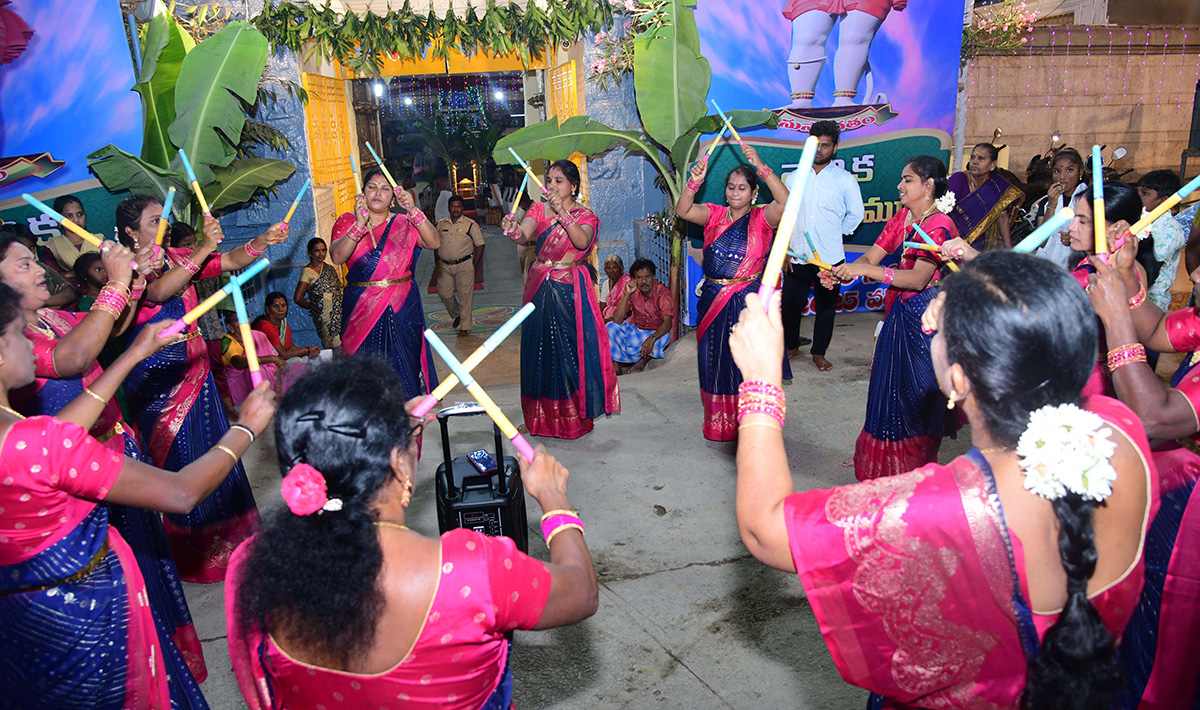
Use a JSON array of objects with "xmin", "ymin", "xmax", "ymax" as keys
[{"xmin": 433, "ymin": 402, "xmax": 529, "ymax": 553}]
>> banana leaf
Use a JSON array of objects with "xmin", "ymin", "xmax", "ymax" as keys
[
  {"xmin": 669, "ymin": 110, "xmax": 780, "ymax": 176},
  {"xmin": 204, "ymin": 158, "xmax": 296, "ymax": 211},
  {"xmin": 632, "ymin": 0, "xmax": 710, "ymax": 151},
  {"xmin": 135, "ymin": 13, "xmax": 194, "ymax": 169},
  {"xmin": 168, "ymin": 21, "xmax": 268, "ymax": 182},
  {"xmin": 493, "ymin": 116, "xmax": 645, "ymax": 164},
  {"xmin": 86, "ymin": 144, "xmax": 190, "ymax": 218}
]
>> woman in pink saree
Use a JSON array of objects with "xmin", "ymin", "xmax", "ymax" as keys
[
  {"xmin": 330, "ymin": 168, "xmax": 440, "ymax": 400},
  {"xmin": 674, "ymin": 144, "xmax": 792, "ymax": 441},
  {"xmin": 225, "ymin": 360, "xmax": 598, "ymax": 709},
  {"xmin": 729, "ymin": 251, "xmax": 1156, "ymax": 710},
  {"xmin": 1083, "ymin": 234, "xmax": 1200, "ymax": 708},
  {"xmin": 0, "ymin": 280, "xmax": 278, "ymax": 709},
  {"xmin": 502, "ymin": 160, "xmax": 618, "ymax": 439}
]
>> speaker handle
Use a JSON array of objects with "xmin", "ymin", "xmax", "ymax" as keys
[{"xmin": 493, "ymin": 422, "xmax": 508, "ymax": 496}]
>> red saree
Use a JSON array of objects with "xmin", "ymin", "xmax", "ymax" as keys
[{"xmin": 787, "ymin": 395, "xmax": 1154, "ymax": 708}]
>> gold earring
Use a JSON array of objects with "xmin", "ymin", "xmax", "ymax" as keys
[
  {"xmin": 400, "ymin": 480, "xmax": 413, "ymax": 507},
  {"xmin": 0, "ymin": 351, "xmax": 5, "ymax": 366},
  {"xmin": 946, "ymin": 389, "xmax": 957, "ymax": 410}
]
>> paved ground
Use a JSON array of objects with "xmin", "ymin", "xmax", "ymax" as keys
[{"xmin": 189, "ymin": 225, "xmax": 982, "ymax": 709}]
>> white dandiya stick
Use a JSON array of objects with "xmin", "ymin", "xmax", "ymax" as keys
[
  {"xmin": 177, "ymin": 148, "xmax": 212, "ymax": 217},
  {"xmin": 424, "ymin": 330, "xmax": 537, "ymax": 462},
  {"xmin": 154, "ymin": 187, "xmax": 176, "ymax": 246},
  {"xmin": 158, "ymin": 258, "xmax": 270, "ymax": 338},
  {"xmin": 709, "ymin": 99, "xmax": 744, "ymax": 146},
  {"xmin": 912, "ymin": 223, "xmax": 959, "ymax": 272},
  {"xmin": 1091, "ymin": 146, "xmax": 1107, "ymax": 254},
  {"xmin": 22, "ymin": 194, "xmax": 139, "ymax": 270},
  {"xmin": 503, "ymin": 173, "xmax": 531, "ymax": 238},
  {"xmin": 1013, "ymin": 208, "xmax": 1075, "ymax": 253},
  {"xmin": 507, "ymin": 147, "xmax": 548, "ymax": 194},
  {"xmin": 413, "ymin": 303, "xmax": 536, "ymax": 417},
  {"xmin": 281, "ymin": 178, "xmax": 311, "ymax": 229},
  {"xmin": 1128, "ymin": 173, "xmax": 1200, "ymax": 234},
  {"xmin": 364, "ymin": 142, "xmax": 398, "ymax": 189},
  {"xmin": 758, "ymin": 136, "xmax": 818, "ymax": 310}
]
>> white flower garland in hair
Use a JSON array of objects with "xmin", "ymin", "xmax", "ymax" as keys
[
  {"xmin": 935, "ymin": 191, "xmax": 957, "ymax": 214},
  {"xmin": 1015, "ymin": 404, "xmax": 1118, "ymax": 502}
]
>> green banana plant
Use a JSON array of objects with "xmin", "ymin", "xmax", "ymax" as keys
[{"xmin": 88, "ymin": 16, "xmax": 294, "ymax": 225}]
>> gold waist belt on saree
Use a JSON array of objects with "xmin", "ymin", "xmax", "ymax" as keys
[
  {"xmin": 347, "ymin": 277, "xmax": 412, "ymax": 288},
  {"xmin": 535, "ymin": 258, "xmax": 581, "ymax": 270},
  {"xmin": 0, "ymin": 540, "xmax": 110, "ymax": 595},
  {"xmin": 708, "ymin": 274, "xmax": 758, "ymax": 286},
  {"xmin": 94, "ymin": 421, "xmax": 126, "ymax": 445}
]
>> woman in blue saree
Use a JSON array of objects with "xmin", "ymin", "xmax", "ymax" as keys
[{"xmin": 947, "ymin": 143, "xmax": 1024, "ymax": 251}]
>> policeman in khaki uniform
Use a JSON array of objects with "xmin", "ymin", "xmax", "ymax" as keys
[{"xmin": 435, "ymin": 195, "xmax": 486, "ymax": 335}]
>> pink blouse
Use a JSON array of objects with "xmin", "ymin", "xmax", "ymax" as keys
[{"xmin": 227, "ymin": 528, "xmax": 552, "ymax": 710}]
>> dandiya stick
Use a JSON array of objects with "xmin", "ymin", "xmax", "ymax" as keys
[
  {"xmin": 1128, "ymin": 173, "xmax": 1200, "ymax": 234},
  {"xmin": 177, "ymin": 148, "xmax": 211, "ymax": 217},
  {"xmin": 228, "ymin": 282, "xmax": 262, "ymax": 386},
  {"xmin": 154, "ymin": 187, "xmax": 176, "ymax": 246},
  {"xmin": 1091, "ymin": 146, "xmax": 1107, "ymax": 254},
  {"xmin": 21, "ymin": 194, "xmax": 138, "ymax": 270},
  {"xmin": 701, "ymin": 122, "xmax": 729, "ymax": 163},
  {"xmin": 281, "ymin": 178, "xmax": 312, "ymax": 229},
  {"xmin": 912, "ymin": 223, "xmax": 960, "ymax": 272},
  {"xmin": 424, "ymin": 330, "xmax": 537, "ymax": 462},
  {"xmin": 349, "ymin": 153, "xmax": 363, "ymax": 194},
  {"xmin": 709, "ymin": 99, "xmax": 744, "ymax": 146},
  {"xmin": 784, "ymin": 250, "xmax": 832, "ymax": 271},
  {"xmin": 364, "ymin": 142, "xmax": 398, "ymax": 189},
  {"xmin": 902, "ymin": 241, "xmax": 940, "ymax": 251},
  {"xmin": 158, "ymin": 258, "xmax": 270, "ymax": 338},
  {"xmin": 413, "ymin": 303, "xmax": 536, "ymax": 417},
  {"xmin": 1013, "ymin": 208, "xmax": 1075, "ymax": 253},
  {"xmin": 758, "ymin": 136, "xmax": 818, "ymax": 310},
  {"xmin": 503, "ymin": 172, "xmax": 531, "ymax": 237},
  {"xmin": 802, "ymin": 230, "xmax": 824, "ymax": 264},
  {"xmin": 507, "ymin": 147, "xmax": 548, "ymax": 194}
]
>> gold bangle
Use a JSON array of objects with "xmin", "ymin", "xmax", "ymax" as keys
[
  {"xmin": 82, "ymin": 387, "xmax": 108, "ymax": 405},
  {"xmin": 540, "ymin": 508, "xmax": 577, "ymax": 523},
  {"xmin": 546, "ymin": 523, "xmax": 584, "ymax": 546},
  {"xmin": 213, "ymin": 444, "xmax": 240, "ymax": 465}
]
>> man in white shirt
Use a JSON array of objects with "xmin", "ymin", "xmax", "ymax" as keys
[{"xmin": 781, "ymin": 120, "xmax": 864, "ymax": 371}]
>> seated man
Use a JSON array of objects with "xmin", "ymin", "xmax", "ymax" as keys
[{"xmin": 606, "ymin": 258, "xmax": 673, "ymax": 374}]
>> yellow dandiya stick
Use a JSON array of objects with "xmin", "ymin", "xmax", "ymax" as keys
[
  {"xmin": 177, "ymin": 149, "xmax": 212, "ymax": 217},
  {"xmin": 702, "ymin": 122, "xmax": 729, "ymax": 163},
  {"xmin": 364, "ymin": 142, "xmax": 398, "ymax": 189},
  {"xmin": 902, "ymin": 241, "xmax": 940, "ymax": 251},
  {"xmin": 709, "ymin": 100, "xmax": 744, "ymax": 145},
  {"xmin": 349, "ymin": 153, "xmax": 364, "ymax": 194},
  {"xmin": 1091, "ymin": 146, "xmax": 1107, "ymax": 254},
  {"xmin": 21, "ymin": 194, "xmax": 103, "ymax": 249},
  {"xmin": 229, "ymin": 284, "xmax": 262, "ymax": 386},
  {"xmin": 785, "ymin": 249, "xmax": 832, "ymax": 271},
  {"xmin": 154, "ymin": 187, "xmax": 176, "ymax": 246},
  {"xmin": 503, "ymin": 172, "xmax": 531, "ymax": 238},
  {"xmin": 1128, "ymin": 174, "xmax": 1200, "ymax": 234},
  {"xmin": 911, "ymin": 223, "xmax": 960, "ymax": 272},
  {"xmin": 281, "ymin": 178, "xmax": 312, "ymax": 228},
  {"xmin": 759, "ymin": 136, "xmax": 819, "ymax": 309},
  {"xmin": 507, "ymin": 147, "xmax": 548, "ymax": 194}
]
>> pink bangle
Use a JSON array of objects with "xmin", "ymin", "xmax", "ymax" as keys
[
  {"xmin": 542, "ymin": 515, "xmax": 585, "ymax": 546},
  {"xmin": 881, "ymin": 267, "xmax": 895, "ymax": 285},
  {"xmin": 91, "ymin": 283, "xmax": 129, "ymax": 318},
  {"xmin": 686, "ymin": 179, "xmax": 703, "ymax": 192},
  {"xmin": 756, "ymin": 165, "xmax": 772, "ymax": 180},
  {"xmin": 737, "ymin": 381, "xmax": 786, "ymax": 426},
  {"xmin": 178, "ymin": 255, "xmax": 202, "ymax": 275},
  {"xmin": 406, "ymin": 209, "xmax": 426, "ymax": 227},
  {"xmin": 244, "ymin": 240, "xmax": 265, "ymax": 258},
  {"xmin": 1107, "ymin": 343, "xmax": 1147, "ymax": 372}
]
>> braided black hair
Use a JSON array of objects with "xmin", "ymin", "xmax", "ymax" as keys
[
  {"xmin": 235, "ymin": 358, "xmax": 415, "ymax": 667},
  {"xmin": 940, "ymin": 251, "xmax": 1121, "ymax": 709}
]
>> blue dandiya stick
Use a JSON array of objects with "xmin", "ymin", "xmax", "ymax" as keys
[
  {"xmin": 709, "ymin": 99, "xmax": 744, "ymax": 145},
  {"xmin": 1013, "ymin": 208, "xmax": 1076, "ymax": 253},
  {"xmin": 349, "ymin": 153, "xmax": 363, "ymax": 194},
  {"xmin": 413, "ymin": 303, "xmax": 536, "ymax": 417},
  {"xmin": 785, "ymin": 250, "xmax": 832, "ymax": 270},
  {"xmin": 159, "ymin": 258, "xmax": 270, "ymax": 337},
  {"xmin": 503, "ymin": 173, "xmax": 531, "ymax": 237},
  {"xmin": 424, "ymin": 330, "xmax": 537, "ymax": 462},
  {"xmin": 153, "ymin": 187, "xmax": 176, "ymax": 246},
  {"xmin": 912, "ymin": 222, "xmax": 959, "ymax": 272},
  {"xmin": 507, "ymin": 147, "xmax": 548, "ymax": 194},
  {"xmin": 1091, "ymin": 146, "xmax": 1107, "ymax": 254},
  {"xmin": 177, "ymin": 148, "xmax": 212, "ymax": 217},
  {"xmin": 281, "ymin": 178, "xmax": 312, "ymax": 228},
  {"xmin": 228, "ymin": 283, "xmax": 262, "ymax": 387},
  {"xmin": 903, "ymin": 240, "xmax": 939, "ymax": 251}
]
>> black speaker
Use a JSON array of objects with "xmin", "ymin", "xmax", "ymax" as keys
[{"xmin": 433, "ymin": 402, "xmax": 529, "ymax": 553}]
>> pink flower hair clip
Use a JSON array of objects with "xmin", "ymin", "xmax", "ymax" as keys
[{"xmin": 281, "ymin": 463, "xmax": 344, "ymax": 515}]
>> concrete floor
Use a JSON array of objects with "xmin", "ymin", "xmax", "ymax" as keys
[{"xmin": 187, "ymin": 225, "xmax": 981, "ymax": 709}]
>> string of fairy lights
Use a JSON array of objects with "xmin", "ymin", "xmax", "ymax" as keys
[
  {"xmin": 374, "ymin": 72, "xmax": 526, "ymax": 128},
  {"xmin": 966, "ymin": 24, "xmax": 1200, "ymax": 116}
]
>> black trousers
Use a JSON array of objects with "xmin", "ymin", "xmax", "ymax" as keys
[{"xmin": 781, "ymin": 262, "xmax": 842, "ymax": 356}]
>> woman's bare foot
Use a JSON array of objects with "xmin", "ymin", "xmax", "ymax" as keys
[
  {"xmin": 812, "ymin": 354, "xmax": 832, "ymax": 371},
  {"xmin": 841, "ymin": 456, "xmax": 855, "ymax": 468}
]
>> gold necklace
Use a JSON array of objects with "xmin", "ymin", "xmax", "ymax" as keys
[
  {"xmin": 0, "ymin": 404, "xmax": 26, "ymax": 419},
  {"xmin": 978, "ymin": 446, "xmax": 1012, "ymax": 455},
  {"xmin": 27, "ymin": 318, "xmax": 55, "ymax": 339},
  {"xmin": 373, "ymin": 521, "xmax": 409, "ymax": 531}
]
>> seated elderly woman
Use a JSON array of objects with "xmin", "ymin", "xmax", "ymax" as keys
[
  {"xmin": 253, "ymin": 291, "xmax": 319, "ymax": 361},
  {"xmin": 728, "ymin": 251, "xmax": 1155, "ymax": 709},
  {"xmin": 599, "ymin": 253, "xmax": 631, "ymax": 322},
  {"xmin": 226, "ymin": 359, "xmax": 599, "ymax": 709}
]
